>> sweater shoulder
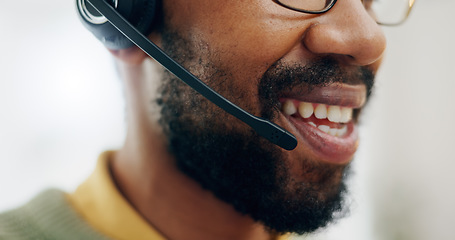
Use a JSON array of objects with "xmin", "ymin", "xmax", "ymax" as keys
[{"xmin": 0, "ymin": 189, "xmax": 111, "ymax": 240}]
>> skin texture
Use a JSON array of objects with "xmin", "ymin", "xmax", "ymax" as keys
[{"xmin": 108, "ymin": 0, "xmax": 386, "ymax": 239}]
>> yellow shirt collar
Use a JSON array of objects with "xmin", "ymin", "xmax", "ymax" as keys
[
  {"xmin": 68, "ymin": 151, "xmax": 288, "ymax": 240},
  {"xmin": 68, "ymin": 151, "xmax": 166, "ymax": 240}
]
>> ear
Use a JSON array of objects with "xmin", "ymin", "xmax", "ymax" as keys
[
  {"xmin": 108, "ymin": 46, "xmax": 148, "ymax": 65},
  {"xmin": 108, "ymin": 31, "xmax": 162, "ymax": 65}
]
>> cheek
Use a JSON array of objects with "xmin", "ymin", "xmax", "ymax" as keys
[
  {"xmin": 208, "ymin": 26, "xmax": 304, "ymax": 110},
  {"xmin": 163, "ymin": 0, "xmax": 315, "ymax": 113},
  {"xmin": 210, "ymin": 22, "xmax": 305, "ymax": 76},
  {"xmin": 166, "ymin": 0, "xmax": 310, "ymax": 78}
]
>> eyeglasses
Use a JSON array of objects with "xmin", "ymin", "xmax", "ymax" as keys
[{"xmin": 273, "ymin": 0, "xmax": 416, "ymax": 26}]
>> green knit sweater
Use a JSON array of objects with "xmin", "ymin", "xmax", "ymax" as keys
[{"xmin": 0, "ymin": 189, "xmax": 111, "ymax": 240}]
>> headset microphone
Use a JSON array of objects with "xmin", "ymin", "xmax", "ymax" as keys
[{"xmin": 77, "ymin": 0, "xmax": 297, "ymax": 150}]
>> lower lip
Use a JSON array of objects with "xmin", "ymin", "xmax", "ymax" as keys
[{"xmin": 287, "ymin": 115, "xmax": 359, "ymax": 164}]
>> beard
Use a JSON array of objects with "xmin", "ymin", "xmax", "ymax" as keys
[{"xmin": 155, "ymin": 28, "xmax": 374, "ymax": 234}]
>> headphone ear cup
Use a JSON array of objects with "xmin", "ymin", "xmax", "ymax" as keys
[{"xmin": 77, "ymin": 0, "xmax": 157, "ymax": 50}]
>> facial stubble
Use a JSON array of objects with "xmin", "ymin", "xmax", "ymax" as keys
[{"xmin": 154, "ymin": 29, "xmax": 373, "ymax": 234}]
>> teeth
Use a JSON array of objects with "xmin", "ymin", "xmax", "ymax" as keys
[
  {"xmin": 314, "ymin": 104, "xmax": 327, "ymax": 119},
  {"xmin": 318, "ymin": 125, "xmax": 330, "ymax": 133},
  {"xmin": 327, "ymin": 106, "xmax": 342, "ymax": 123},
  {"xmin": 282, "ymin": 100, "xmax": 354, "ymax": 124},
  {"xmin": 337, "ymin": 125, "xmax": 348, "ymax": 137},
  {"xmin": 308, "ymin": 122, "xmax": 349, "ymax": 137},
  {"xmin": 283, "ymin": 100, "xmax": 297, "ymax": 115},
  {"xmin": 298, "ymin": 102, "xmax": 314, "ymax": 118},
  {"xmin": 340, "ymin": 108, "xmax": 353, "ymax": 123},
  {"xmin": 328, "ymin": 128, "xmax": 338, "ymax": 136}
]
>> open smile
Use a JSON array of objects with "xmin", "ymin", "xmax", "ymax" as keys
[{"xmin": 279, "ymin": 83, "xmax": 366, "ymax": 164}]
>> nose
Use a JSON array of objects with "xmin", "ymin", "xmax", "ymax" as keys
[{"xmin": 302, "ymin": 0, "xmax": 386, "ymax": 66}]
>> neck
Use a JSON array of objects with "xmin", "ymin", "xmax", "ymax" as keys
[{"xmin": 110, "ymin": 60, "xmax": 272, "ymax": 240}]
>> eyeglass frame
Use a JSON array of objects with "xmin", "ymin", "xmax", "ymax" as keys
[{"xmin": 272, "ymin": 0, "xmax": 417, "ymax": 26}]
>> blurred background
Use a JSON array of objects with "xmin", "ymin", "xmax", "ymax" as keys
[{"xmin": 1, "ymin": 0, "xmax": 454, "ymax": 239}]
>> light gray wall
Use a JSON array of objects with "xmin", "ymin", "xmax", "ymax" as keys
[
  {"xmin": 368, "ymin": 1, "xmax": 455, "ymax": 239},
  {"xmin": 0, "ymin": 0, "xmax": 125, "ymax": 210}
]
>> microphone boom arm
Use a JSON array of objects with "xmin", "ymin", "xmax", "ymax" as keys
[{"xmin": 86, "ymin": 0, "xmax": 297, "ymax": 150}]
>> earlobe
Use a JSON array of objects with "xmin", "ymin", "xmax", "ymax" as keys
[
  {"xmin": 108, "ymin": 46, "xmax": 148, "ymax": 65},
  {"xmin": 108, "ymin": 30, "xmax": 163, "ymax": 65}
]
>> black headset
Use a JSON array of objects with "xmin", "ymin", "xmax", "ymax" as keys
[{"xmin": 76, "ymin": 0, "xmax": 297, "ymax": 150}]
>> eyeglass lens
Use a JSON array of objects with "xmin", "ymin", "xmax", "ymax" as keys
[
  {"xmin": 365, "ymin": 0, "xmax": 412, "ymax": 25},
  {"xmin": 277, "ymin": 0, "xmax": 412, "ymax": 25}
]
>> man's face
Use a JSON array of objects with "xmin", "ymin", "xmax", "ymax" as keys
[{"xmin": 155, "ymin": 0, "xmax": 385, "ymax": 234}]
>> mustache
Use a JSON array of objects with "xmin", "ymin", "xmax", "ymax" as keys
[{"xmin": 258, "ymin": 57, "xmax": 375, "ymax": 119}]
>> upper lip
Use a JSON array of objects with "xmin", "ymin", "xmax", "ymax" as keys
[{"xmin": 280, "ymin": 83, "xmax": 367, "ymax": 109}]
